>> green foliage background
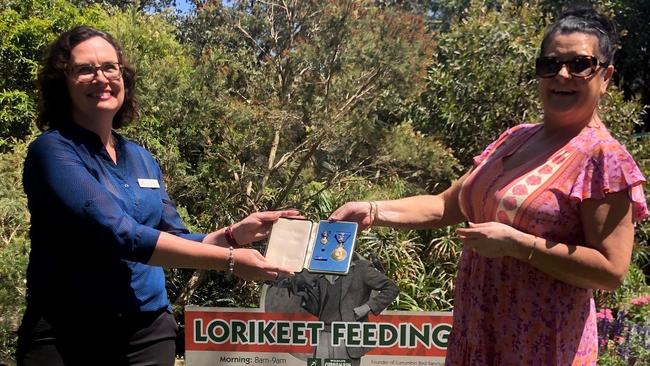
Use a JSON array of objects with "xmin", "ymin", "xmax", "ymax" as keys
[{"xmin": 0, "ymin": 0, "xmax": 648, "ymax": 363}]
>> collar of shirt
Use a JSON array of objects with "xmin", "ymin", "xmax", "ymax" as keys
[{"xmin": 59, "ymin": 122, "xmax": 123, "ymax": 162}]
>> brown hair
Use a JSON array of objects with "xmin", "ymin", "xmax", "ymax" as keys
[
  {"xmin": 540, "ymin": 7, "xmax": 617, "ymax": 65},
  {"xmin": 36, "ymin": 26, "xmax": 136, "ymax": 131}
]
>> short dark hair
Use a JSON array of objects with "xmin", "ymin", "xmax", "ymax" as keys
[
  {"xmin": 540, "ymin": 7, "xmax": 617, "ymax": 65},
  {"xmin": 36, "ymin": 26, "xmax": 136, "ymax": 131}
]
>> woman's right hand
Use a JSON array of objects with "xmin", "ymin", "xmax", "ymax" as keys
[
  {"xmin": 230, "ymin": 209, "xmax": 302, "ymax": 246},
  {"xmin": 232, "ymin": 248, "xmax": 294, "ymax": 281},
  {"xmin": 329, "ymin": 201, "xmax": 375, "ymax": 230}
]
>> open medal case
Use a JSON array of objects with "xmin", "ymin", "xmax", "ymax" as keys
[{"xmin": 265, "ymin": 218, "xmax": 358, "ymax": 275}]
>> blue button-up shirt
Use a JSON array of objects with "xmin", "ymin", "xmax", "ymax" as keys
[{"xmin": 23, "ymin": 123, "xmax": 205, "ymax": 314}]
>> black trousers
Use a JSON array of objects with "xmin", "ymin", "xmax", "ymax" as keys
[{"xmin": 16, "ymin": 307, "xmax": 177, "ymax": 366}]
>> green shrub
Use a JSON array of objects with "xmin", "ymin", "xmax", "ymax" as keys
[{"xmin": 0, "ymin": 140, "xmax": 30, "ymax": 361}]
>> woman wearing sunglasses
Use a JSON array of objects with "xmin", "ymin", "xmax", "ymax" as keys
[
  {"xmin": 330, "ymin": 7, "xmax": 647, "ymax": 365},
  {"xmin": 16, "ymin": 26, "xmax": 299, "ymax": 365}
]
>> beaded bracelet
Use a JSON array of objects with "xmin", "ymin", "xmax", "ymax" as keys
[{"xmin": 228, "ymin": 246, "xmax": 235, "ymax": 274}]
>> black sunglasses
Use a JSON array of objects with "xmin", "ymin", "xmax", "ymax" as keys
[{"xmin": 535, "ymin": 55, "xmax": 609, "ymax": 79}]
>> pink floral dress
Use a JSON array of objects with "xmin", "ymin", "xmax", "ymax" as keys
[{"xmin": 446, "ymin": 123, "xmax": 648, "ymax": 365}]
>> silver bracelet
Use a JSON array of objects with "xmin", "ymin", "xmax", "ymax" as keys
[{"xmin": 228, "ymin": 246, "xmax": 235, "ymax": 274}]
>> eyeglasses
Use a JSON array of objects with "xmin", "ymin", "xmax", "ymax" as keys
[
  {"xmin": 68, "ymin": 62, "xmax": 122, "ymax": 83},
  {"xmin": 535, "ymin": 56, "xmax": 609, "ymax": 79}
]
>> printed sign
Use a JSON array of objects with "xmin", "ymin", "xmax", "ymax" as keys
[{"xmin": 185, "ymin": 307, "xmax": 452, "ymax": 366}]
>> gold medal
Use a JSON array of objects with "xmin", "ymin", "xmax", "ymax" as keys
[
  {"xmin": 331, "ymin": 231, "xmax": 348, "ymax": 261},
  {"xmin": 331, "ymin": 244, "xmax": 347, "ymax": 261}
]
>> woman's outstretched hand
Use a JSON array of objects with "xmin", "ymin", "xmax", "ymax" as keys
[
  {"xmin": 232, "ymin": 248, "xmax": 294, "ymax": 281},
  {"xmin": 329, "ymin": 201, "xmax": 375, "ymax": 230},
  {"xmin": 231, "ymin": 209, "xmax": 302, "ymax": 245}
]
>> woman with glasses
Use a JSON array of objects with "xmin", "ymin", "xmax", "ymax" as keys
[
  {"xmin": 16, "ymin": 26, "xmax": 299, "ymax": 365},
  {"xmin": 330, "ymin": 7, "xmax": 647, "ymax": 365}
]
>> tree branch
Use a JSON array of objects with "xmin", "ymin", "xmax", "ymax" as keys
[
  {"xmin": 334, "ymin": 68, "xmax": 381, "ymax": 120},
  {"xmin": 172, "ymin": 269, "xmax": 208, "ymax": 317},
  {"xmin": 272, "ymin": 141, "xmax": 320, "ymax": 208},
  {"xmin": 254, "ymin": 125, "xmax": 281, "ymax": 202},
  {"xmin": 235, "ymin": 20, "xmax": 266, "ymax": 56}
]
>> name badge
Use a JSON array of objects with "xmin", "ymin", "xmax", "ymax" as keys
[{"xmin": 138, "ymin": 178, "xmax": 160, "ymax": 189}]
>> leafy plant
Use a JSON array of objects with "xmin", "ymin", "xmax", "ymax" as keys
[
  {"xmin": 0, "ymin": 140, "xmax": 30, "ymax": 361},
  {"xmin": 597, "ymin": 307, "xmax": 650, "ymax": 365},
  {"xmin": 414, "ymin": 1, "xmax": 545, "ymax": 164},
  {"xmin": 1, "ymin": 1, "xmax": 649, "ymax": 364}
]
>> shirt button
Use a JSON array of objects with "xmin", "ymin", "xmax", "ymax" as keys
[{"xmin": 124, "ymin": 184, "xmax": 129, "ymax": 188}]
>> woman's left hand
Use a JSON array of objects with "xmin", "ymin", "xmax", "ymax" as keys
[
  {"xmin": 232, "ymin": 248, "xmax": 295, "ymax": 281},
  {"xmin": 231, "ymin": 209, "xmax": 302, "ymax": 246},
  {"xmin": 456, "ymin": 221, "xmax": 524, "ymax": 258}
]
